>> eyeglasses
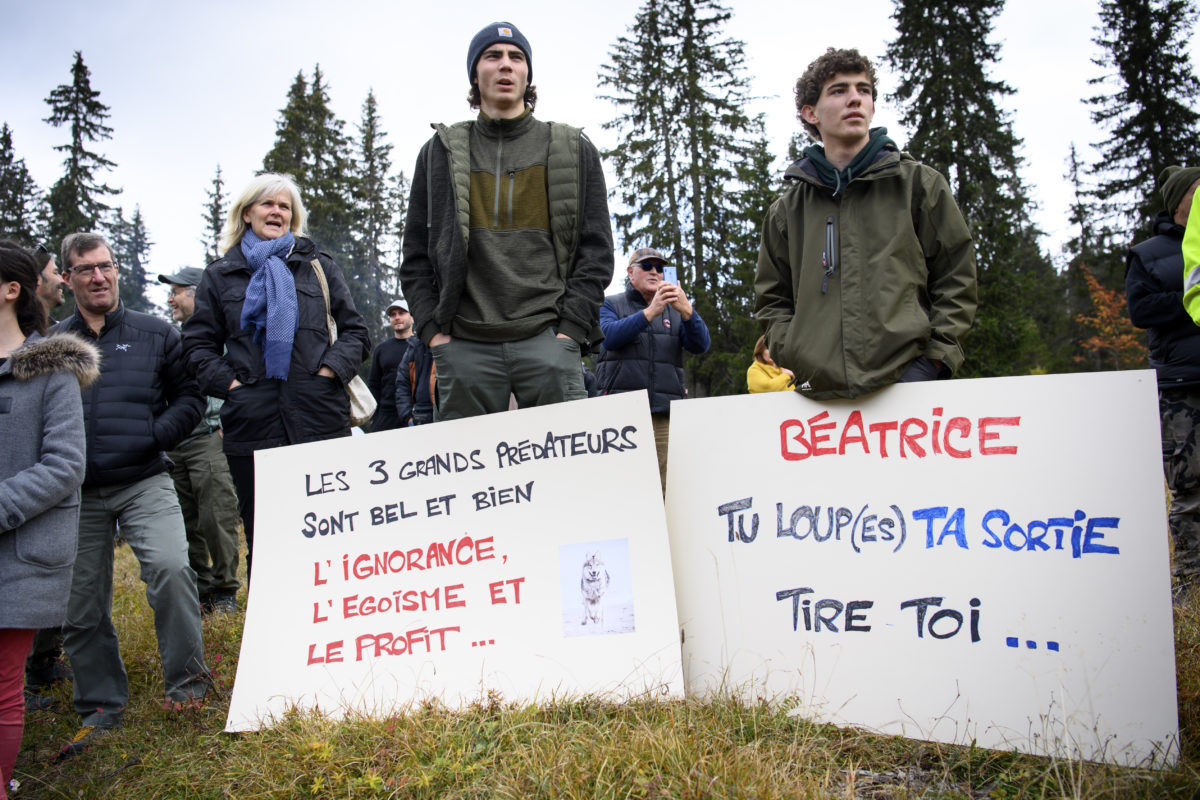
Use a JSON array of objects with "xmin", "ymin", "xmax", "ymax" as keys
[
  {"xmin": 67, "ymin": 261, "xmax": 116, "ymax": 279},
  {"xmin": 35, "ymin": 243, "xmax": 51, "ymax": 255},
  {"xmin": 637, "ymin": 262, "xmax": 666, "ymax": 273}
]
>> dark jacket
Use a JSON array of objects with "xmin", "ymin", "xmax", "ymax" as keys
[
  {"xmin": 0, "ymin": 333, "xmax": 97, "ymax": 629},
  {"xmin": 755, "ymin": 148, "xmax": 977, "ymax": 399},
  {"xmin": 395, "ymin": 336, "xmax": 434, "ymax": 426},
  {"xmin": 182, "ymin": 237, "xmax": 371, "ymax": 457},
  {"xmin": 595, "ymin": 282, "xmax": 710, "ymax": 415},
  {"xmin": 1126, "ymin": 211, "xmax": 1200, "ymax": 387},
  {"xmin": 399, "ymin": 116, "xmax": 613, "ymax": 348},
  {"xmin": 367, "ymin": 336, "xmax": 410, "ymax": 432},
  {"xmin": 52, "ymin": 305, "xmax": 203, "ymax": 487}
]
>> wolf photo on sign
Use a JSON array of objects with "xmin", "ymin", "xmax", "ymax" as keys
[{"xmin": 559, "ymin": 538, "xmax": 636, "ymax": 637}]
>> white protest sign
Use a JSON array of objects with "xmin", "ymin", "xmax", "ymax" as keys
[
  {"xmin": 226, "ymin": 391, "xmax": 683, "ymax": 732},
  {"xmin": 665, "ymin": 371, "xmax": 1178, "ymax": 766}
]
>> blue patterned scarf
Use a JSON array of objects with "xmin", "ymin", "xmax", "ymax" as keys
[{"xmin": 240, "ymin": 230, "xmax": 298, "ymax": 380}]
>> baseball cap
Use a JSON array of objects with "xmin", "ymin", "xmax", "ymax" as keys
[{"xmin": 157, "ymin": 267, "xmax": 205, "ymax": 287}]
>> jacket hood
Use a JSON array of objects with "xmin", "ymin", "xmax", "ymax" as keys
[
  {"xmin": 8, "ymin": 332, "xmax": 101, "ymax": 387},
  {"xmin": 1150, "ymin": 209, "xmax": 1184, "ymax": 239},
  {"xmin": 784, "ymin": 134, "xmax": 905, "ymax": 189}
]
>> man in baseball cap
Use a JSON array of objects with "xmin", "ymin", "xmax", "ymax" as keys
[
  {"xmin": 594, "ymin": 247, "xmax": 710, "ymax": 492},
  {"xmin": 367, "ymin": 297, "xmax": 414, "ymax": 432},
  {"xmin": 158, "ymin": 267, "xmax": 242, "ymax": 614}
]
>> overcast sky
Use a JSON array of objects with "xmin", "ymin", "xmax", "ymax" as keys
[{"xmin": 3, "ymin": 0, "xmax": 1195, "ymax": 313}]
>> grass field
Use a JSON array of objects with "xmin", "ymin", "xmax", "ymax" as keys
[{"xmin": 10, "ymin": 541, "xmax": 1200, "ymax": 799}]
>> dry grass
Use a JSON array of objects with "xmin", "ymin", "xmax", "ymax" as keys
[{"xmin": 10, "ymin": 542, "xmax": 1200, "ymax": 799}]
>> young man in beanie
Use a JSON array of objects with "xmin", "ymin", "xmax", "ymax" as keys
[
  {"xmin": 754, "ymin": 48, "xmax": 977, "ymax": 400},
  {"xmin": 367, "ymin": 297, "xmax": 414, "ymax": 432},
  {"xmin": 400, "ymin": 21, "xmax": 614, "ymax": 420},
  {"xmin": 1126, "ymin": 165, "xmax": 1200, "ymax": 602}
]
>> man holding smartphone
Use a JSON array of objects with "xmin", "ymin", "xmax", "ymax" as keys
[{"xmin": 595, "ymin": 247, "xmax": 711, "ymax": 492}]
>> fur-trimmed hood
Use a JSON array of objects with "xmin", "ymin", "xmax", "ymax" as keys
[{"xmin": 5, "ymin": 332, "xmax": 101, "ymax": 387}]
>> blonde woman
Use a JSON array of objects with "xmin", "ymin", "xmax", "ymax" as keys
[{"xmin": 182, "ymin": 174, "xmax": 369, "ymax": 580}]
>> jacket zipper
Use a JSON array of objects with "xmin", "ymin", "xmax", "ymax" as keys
[
  {"xmin": 821, "ymin": 215, "xmax": 838, "ymax": 294},
  {"xmin": 508, "ymin": 171, "xmax": 515, "ymax": 227},
  {"xmin": 492, "ymin": 128, "xmax": 504, "ymax": 227}
]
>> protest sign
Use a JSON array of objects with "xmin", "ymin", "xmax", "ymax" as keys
[
  {"xmin": 665, "ymin": 371, "xmax": 1178, "ymax": 766},
  {"xmin": 226, "ymin": 391, "xmax": 683, "ymax": 732}
]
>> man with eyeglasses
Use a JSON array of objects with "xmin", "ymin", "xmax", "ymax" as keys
[
  {"xmin": 594, "ymin": 247, "xmax": 710, "ymax": 491},
  {"xmin": 158, "ymin": 267, "xmax": 242, "ymax": 615},
  {"xmin": 50, "ymin": 232, "xmax": 209, "ymax": 757}
]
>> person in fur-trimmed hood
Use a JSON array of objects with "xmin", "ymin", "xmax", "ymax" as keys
[{"xmin": 0, "ymin": 240, "xmax": 98, "ymax": 792}]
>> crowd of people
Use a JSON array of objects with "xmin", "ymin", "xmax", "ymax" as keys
[
  {"xmin": 4, "ymin": 19, "xmax": 1193, "ymax": 794},
  {"xmin": 0, "ymin": 30, "xmax": 977, "ymax": 789}
]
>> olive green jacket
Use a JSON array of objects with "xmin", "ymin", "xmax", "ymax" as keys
[
  {"xmin": 754, "ymin": 149, "xmax": 977, "ymax": 399},
  {"xmin": 400, "ymin": 115, "xmax": 613, "ymax": 349}
]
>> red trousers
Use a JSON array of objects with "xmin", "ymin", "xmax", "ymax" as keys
[{"xmin": 0, "ymin": 628, "xmax": 34, "ymax": 800}]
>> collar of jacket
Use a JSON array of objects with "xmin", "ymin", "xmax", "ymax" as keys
[
  {"xmin": 1150, "ymin": 210, "xmax": 1184, "ymax": 239},
  {"xmin": 65, "ymin": 301, "xmax": 125, "ymax": 338},
  {"xmin": 473, "ymin": 108, "xmax": 538, "ymax": 139},
  {"xmin": 784, "ymin": 146, "xmax": 903, "ymax": 191},
  {"xmin": 623, "ymin": 278, "xmax": 651, "ymax": 308},
  {"xmin": 214, "ymin": 237, "xmax": 315, "ymax": 274},
  {"xmin": 3, "ymin": 331, "xmax": 100, "ymax": 385}
]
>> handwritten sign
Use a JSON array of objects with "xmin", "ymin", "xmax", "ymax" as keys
[
  {"xmin": 225, "ymin": 391, "xmax": 683, "ymax": 732},
  {"xmin": 664, "ymin": 371, "xmax": 1178, "ymax": 766}
]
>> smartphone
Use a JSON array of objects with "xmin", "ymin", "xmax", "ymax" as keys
[{"xmin": 663, "ymin": 266, "xmax": 678, "ymax": 285}]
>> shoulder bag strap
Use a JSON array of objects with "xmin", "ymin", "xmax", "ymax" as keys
[{"xmin": 309, "ymin": 259, "xmax": 338, "ymax": 345}]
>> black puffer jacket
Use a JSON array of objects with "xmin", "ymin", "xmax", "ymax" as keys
[
  {"xmin": 1126, "ymin": 211, "xmax": 1200, "ymax": 387},
  {"xmin": 594, "ymin": 282, "xmax": 710, "ymax": 415},
  {"xmin": 52, "ymin": 305, "xmax": 204, "ymax": 487},
  {"xmin": 182, "ymin": 237, "xmax": 371, "ymax": 456}
]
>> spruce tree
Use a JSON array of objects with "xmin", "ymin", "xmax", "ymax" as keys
[
  {"xmin": 392, "ymin": 169, "xmax": 411, "ymax": 299},
  {"xmin": 1088, "ymin": 0, "xmax": 1200, "ymax": 237},
  {"xmin": 263, "ymin": 71, "xmax": 311, "ymax": 181},
  {"xmin": 349, "ymin": 89, "xmax": 397, "ymax": 334},
  {"xmin": 200, "ymin": 164, "xmax": 227, "ymax": 263},
  {"xmin": 0, "ymin": 123, "xmax": 44, "ymax": 243},
  {"xmin": 302, "ymin": 65, "xmax": 354, "ymax": 261},
  {"xmin": 884, "ymin": 0, "xmax": 1062, "ymax": 377},
  {"xmin": 43, "ymin": 51, "xmax": 118, "ymax": 247},
  {"xmin": 262, "ymin": 66, "xmax": 355, "ymax": 266},
  {"xmin": 600, "ymin": 0, "xmax": 775, "ymax": 396},
  {"xmin": 108, "ymin": 205, "xmax": 153, "ymax": 313}
]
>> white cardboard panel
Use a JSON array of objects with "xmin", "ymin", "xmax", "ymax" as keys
[
  {"xmin": 665, "ymin": 371, "xmax": 1178, "ymax": 766},
  {"xmin": 226, "ymin": 391, "xmax": 683, "ymax": 732}
]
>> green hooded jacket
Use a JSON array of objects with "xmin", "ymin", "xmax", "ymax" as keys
[{"xmin": 754, "ymin": 145, "xmax": 977, "ymax": 400}]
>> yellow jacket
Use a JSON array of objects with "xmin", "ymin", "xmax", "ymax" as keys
[
  {"xmin": 1185, "ymin": 199, "xmax": 1200, "ymax": 324},
  {"xmin": 747, "ymin": 361, "xmax": 793, "ymax": 393}
]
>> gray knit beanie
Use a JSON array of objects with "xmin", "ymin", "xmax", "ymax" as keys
[{"xmin": 467, "ymin": 22, "xmax": 532, "ymax": 84}]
